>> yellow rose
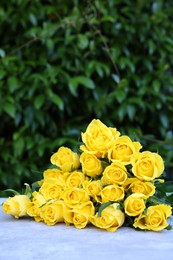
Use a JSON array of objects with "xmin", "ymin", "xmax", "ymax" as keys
[
  {"xmin": 133, "ymin": 204, "xmax": 172, "ymax": 231},
  {"xmin": 50, "ymin": 146, "xmax": 80, "ymax": 172},
  {"xmin": 124, "ymin": 193, "xmax": 146, "ymax": 216},
  {"xmin": 43, "ymin": 168, "xmax": 64, "ymax": 180},
  {"xmin": 27, "ymin": 204, "xmax": 42, "ymax": 222},
  {"xmin": 2, "ymin": 195, "xmax": 32, "ymax": 219},
  {"xmin": 27, "ymin": 191, "xmax": 47, "ymax": 222},
  {"xmin": 123, "ymin": 178, "xmax": 155, "ymax": 198},
  {"xmin": 62, "ymin": 187, "xmax": 90, "ymax": 207},
  {"xmin": 80, "ymin": 152, "xmax": 103, "ymax": 177},
  {"xmin": 80, "ymin": 119, "xmax": 120, "ymax": 158},
  {"xmin": 90, "ymin": 203, "xmax": 125, "ymax": 232},
  {"xmin": 31, "ymin": 191, "xmax": 47, "ymax": 206},
  {"xmin": 65, "ymin": 170, "xmax": 85, "ymax": 188},
  {"xmin": 131, "ymin": 151, "xmax": 164, "ymax": 181},
  {"xmin": 40, "ymin": 200, "xmax": 68, "ymax": 226},
  {"xmin": 101, "ymin": 184, "xmax": 124, "ymax": 203},
  {"xmin": 83, "ymin": 180, "xmax": 102, "ymax": 198},
  {"xmin": 101, "ymin": 162, "xmax": 128, "ymax": 185},
  {"xmin": 108, "ymin": 136, "xmax": 142, "ymax": 165},
  {"xmin": 64, "ymin": 201, "xmax": 95, "ymax": 229},
  {"xmin": 39, "ymin": 178, "xmax": 65, "ymax": 201}
]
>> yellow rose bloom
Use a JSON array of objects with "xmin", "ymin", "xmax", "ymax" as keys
[
  {"xmin": 131, "ymin": 151, "xmax": 164, "ymax": 181},
  {"xmin": 65, "ymin": 170, "xmax": 85, "ymax": 188},
  {"xmin": 80, "ymin": 152, "xmax": 103, "ymax": 177},
  {"xmin": 39, "ymin": 178, "xmax": 65, "ymax": 201},
  {"xmin": 62, "ymin": 187, "xmax": 90, "ymax": 207},
  {"xmin": 27, "ymin": 204, "xmax": 43, "ymax": 222},
  {"xmin": 27, "ymin": 191, "xmax": 47, "ymax": 222},
  {"xmin": 124, "ymin": 193, "xmax": 146, "ymax": 216},
  {"xmin": 2, "ymin": 195, "xmax": 32, "ymax": 219},
  {"xmin": 123, "ymin": 178, "xmax": 156, "ymax": 198},
  {"xmin": 133, "ymin": 204, "xmax": 172, "ymax": 231},
  {"xmin": 90, "ymin": 203, "xmax": 125, "ymax": 232},
  {"xmin": 101, "ymin": 162, "xmax": 128, "ymax": 185},
  {"xmin": 40, "ymin": 200, "xmax": 68, "ymax": 226},
  {"xmin": 43, "ymin": 168, "xmax": 64, "ymax": 180},
  {"xmin": 108, "ymin": 136, "xmax": 142, "ymax": 165},
  {"xmin": 83, "ymin": 180, "xmax": 102, "ymax": 198},
  {"xmin": 64, "ymin": 201, "xmax": 95, "ymax": 229},
  {"xmin": 50, "ymin": 146, "xmax": 80, "ymax": 172},
  {"xmin": 80, "ymin": 119, "xmax": 120, "ymax": 158},
  {"xmin": 101, "ymin": 184, "xmax": 125, "ymax": 203},
  {"xmin": 31, "ymin": 191, "xmax": 47, "ymax": 206}
]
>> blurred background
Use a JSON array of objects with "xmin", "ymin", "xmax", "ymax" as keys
[{"xmin": 0, "ymin": 0, "xmax": 173, "ymax": 195}]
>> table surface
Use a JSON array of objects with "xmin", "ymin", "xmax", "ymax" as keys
[{"xmin": 0, "ymin": 198, "xmax": 173, "ymax": 260}]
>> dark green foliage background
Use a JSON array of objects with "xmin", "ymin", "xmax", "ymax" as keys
[{"xmin": 0, "ymin": 0, "xmax": 173, "ymax": 193}]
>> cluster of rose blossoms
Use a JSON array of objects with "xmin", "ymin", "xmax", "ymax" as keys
[{"xmin": 2, "ymin": 119, "xmax": 172, "ymax": 232}]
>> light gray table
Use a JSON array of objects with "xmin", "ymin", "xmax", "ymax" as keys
[{"xmin": 0, "ymin": 198, "xmax": 173, "ymax": 260}]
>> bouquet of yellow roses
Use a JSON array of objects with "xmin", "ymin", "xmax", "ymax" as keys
[{"xmin": 2, "ymin": 119, "xmax": 172, "ymax": 232}]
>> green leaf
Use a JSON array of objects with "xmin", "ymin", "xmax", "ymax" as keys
[
  {"xmin": 98, "ymin": 202, "xmax": 113, "ymax": 217},
  {"xmin": 2, "ymin": 189, "xmax": 20, "ymax": 196},
  {"xmin": 3, "ymin": 102, "xmax": 16, "ymax": 118},
  {"xmin": 78, "ymin": 34, "xmax": 89, "ymax": 49},
  {"xmin": 166, "ymin": 194, "xmax": 173, "ymax": 207},
  {"xmin": 13, "ymin": 125, "xmax": 28, "ymax": 141},
  {"xmin": 112, "ymin": 74, "xmax": 120, "ymax": 83},
  {"xmin": 148, "ymin": 40, "xmax": 155, "ymax": 55},
  {"xmin": 0, "ymin": 48, "xmax": 5, "ymax": 58},
  {"xmin": 156, "ymin": 181, "xmax": 173, "ymax": 193},
  {"xmin": 118, "ymin": 78, "xmax": 128, "ymax": 89},
  {"xmin": 160, "ymin": 113, "xmax": 169, "ymax": 128},
  {"xmin": 86, "ymin": 61, "xmax": 110, "ymax": 77},
  {"xmin": 40, "ymin": 22, "xmax": 59, "ymax": 38},
  {"xmin": 34, "ymin": 94, "xmax": 45, "ymax": 109},
  {"xmin": 7, "ymin": 77, "xmax": 20, "ymax": 92},
  {"xmin": 153, "ymin": 80, "xmax": 160, "ymax": 92},
  {"xmin": 100, "ymin": 16, "xmax": 115, "ymax": 23},
  {"xmin": 47, "ymin": 89, "xmax": 64, "ymax": 110},
  {"xmin": 127, "ymin": 104, "xmax": 135, "ymax": 121},
  {"xmin": 117, "ymin": 105, "xmax": 126, "ymax": 121},
  {"xmin": 31, "ymin": 181, "xmax": 41, "ymax": 192},
  {"xmin": 77, "ymin": 76, "xmax": 95, "ymax": 89},
  {"xmin": 14, "ymin": 138, "xmax": 25, "ymax": 157},
  {"xmin": 165, "ymin": 224, "xmax": 172, "ymax": 231},
  {"xmin": 24, "ymin": 183, "xmax": 32, "ymax": 198},
  {"xmin": 115, "ymin": 89, "xmax": 127, "ymax": 103},
  {"xmin": 68, "ymin": 76, "xmax": 95, "ymax": 96},
  {"xmin": 29, "ymin": 13, "xmax": 37, "ymax": 26},
  {"xmin": 0, "ymin": 69, "xmax": 6, "ymax": 80}
]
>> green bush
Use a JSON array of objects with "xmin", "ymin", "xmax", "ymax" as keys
[{"xmin": 0, "ymin": 0, "xmax": 173, "ymax": 194}]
